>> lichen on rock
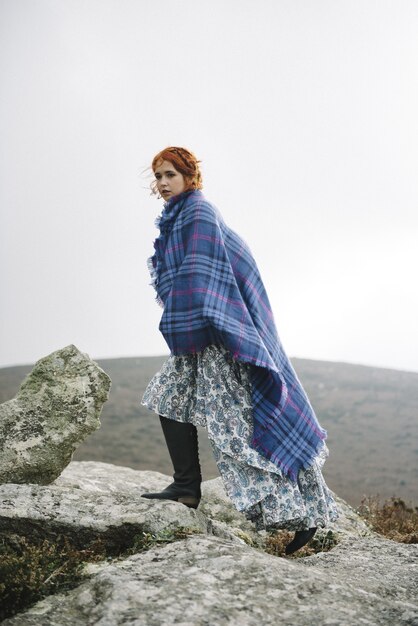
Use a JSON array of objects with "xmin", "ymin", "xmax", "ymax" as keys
[{"xmin": 0, "ymin": 345, "xmax": 111, "ymax": 485}]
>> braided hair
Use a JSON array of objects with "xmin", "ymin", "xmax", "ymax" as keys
[{"xmin": 151, "ymin": 147, "xmax": 203, "ymax": 195}]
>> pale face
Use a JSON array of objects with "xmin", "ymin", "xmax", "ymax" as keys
[{"xmin": 154, "ymin": 160, "xmax": 186, "ymax": 201}]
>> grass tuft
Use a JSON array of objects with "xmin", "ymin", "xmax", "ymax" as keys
[
  {"xmin": 264, "ymin": 528, "xmax": 339, "ymax": 558},
  {"xmin": 0, "ymin": 527, "xmax": 199, "ymax": 621},
  {"xmin": 357, "ymin": 495, "xmax": 418, "ymax": 543},
  {"xmin": 127, "ymin": 527, "xmax": 201, "ymax": 554},
  {"xmin": 0, "ymin": 534, "xmax": 106, "ymax": 621}
]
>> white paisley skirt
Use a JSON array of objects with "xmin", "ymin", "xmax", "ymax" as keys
[{"xmin": 141, "ymin": 344, "xmax": 339, "ymax": 531}]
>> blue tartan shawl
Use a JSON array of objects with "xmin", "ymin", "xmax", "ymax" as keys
[{"xmin": 148, "ymin": 189, "xmax": 327, "ymax": 480}]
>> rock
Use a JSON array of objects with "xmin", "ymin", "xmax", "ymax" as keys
[
  {"xmin": 0, "ymin": 346, "xmax": 110, "ymax": 485},
  {"xmin": 3, "ymin": 533, "xmax": 417, "ymax": 626},
  {"xmin": 0, "ymin": 463, "xmax": 208, "ymax": 549},
  {"xmin": 0, "ymin": 461, "xmax": 369, "ymax": 550},
  {"xmin": 326, "ymin": 491, "xmax": 373, "ymax": 537},
  {"xmin": 56, "ymin": 460, "xmax": 171, "ymax": 494},
  {"xmin": 0, "ymin": 462, "xmax": 373, "ymax": 551},
  {"xmin": 1, "ymin": 462, "xmax": 417, "ymax": 626}
]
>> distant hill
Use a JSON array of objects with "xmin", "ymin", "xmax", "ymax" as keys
[{"xmin": 1, "ymin": 355, "xmax": 417, "ymax": 509}]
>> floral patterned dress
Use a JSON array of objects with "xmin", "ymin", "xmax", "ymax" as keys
[{"xmin": 141, "ymin": 344, "xmax": 339, "ymax": 531}]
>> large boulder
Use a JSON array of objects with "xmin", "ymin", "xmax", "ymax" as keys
[
  {"xmin": 0, "ymin": 462, "xmax": 370, "ymax": 552},
  {"xmin": 0, "ymin": 463, "xmax": 209, "ymax": 550},
  {"xmin": 0, "ymin": 346, "xmax": 110, "ymax": 485},
  {"xmin": 1, "ymin": 471, "xmax": 417, "ymax": 626},
  {"xmin": 0, "ymin": 463, "xmax": 417, "ymax": 625}
]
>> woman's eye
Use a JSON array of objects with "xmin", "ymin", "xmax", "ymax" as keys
[{"xmin": 167, "ymin": 172, "xmax": 175, "ymax": 177}]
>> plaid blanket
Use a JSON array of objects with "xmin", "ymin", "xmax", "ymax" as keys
[{"xmin": 148, "ymin": 190, "xmax": 327, "ymax": 480}]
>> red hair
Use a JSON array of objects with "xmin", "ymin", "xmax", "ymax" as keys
[{"xmin": 151, "ymin": 146, "xmax": 203, "ymax": 195}]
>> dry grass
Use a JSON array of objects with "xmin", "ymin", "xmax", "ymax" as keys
[
  {"xmin": 264, "ymin": 528, "xmax": 339, "ymax": 558},
  {"xmin": 357, "ymin": 495, "xmax": 418, "ymax": 543},
  {"xmin": 0, "ymin": 534, "xmax": 107, "ymax": 621},
  {"xmin": 0, "ymin": 528, "xmax": 199, "ymax": 621},
  {"xmin": 265, "ymin": 494, "xmax": 418, "ymax": 560}
]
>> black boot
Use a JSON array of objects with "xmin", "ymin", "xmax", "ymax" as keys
[
  {"xmin": 285, "ymin": 527, "xmax": 317, "ymax": 555},
  {"xmin": 141, "ymin": 415, "xmax": 202, "ymax": 509}
]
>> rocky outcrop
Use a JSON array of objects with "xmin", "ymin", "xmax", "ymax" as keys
[
  {"xmin": 1, "ymin": 462, "xmax": 417, "ymax": 625},
  {"xmin": 0, "ymin": 463, "xmax": 208, "ymax": 550},
  {"xmin": 0, "ymin": 346, "xmax": 110, "ymax": 485},
  {"xmin": 0, "ymin": 461, "xmax": 370, "ymax": 551},
  {"xmin": 4, "ymin": 534, "xmax": 417, "ymax": 626}
]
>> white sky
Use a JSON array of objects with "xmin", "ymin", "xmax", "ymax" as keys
[{"xmin": 1, "ymin": 0, "xmax": 417, "ymax": 372}]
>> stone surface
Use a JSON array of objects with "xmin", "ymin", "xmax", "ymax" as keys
[
  {"xmin": 1, "ymin": 462, "xmax": 417, "ymax": 626},
  {"xmin": 0, "ymin": 462, "xmax": 368, "ymax": 550},
  {"xmin": 0, "ymin": 464, "xmax": 208, "ymax": 549},
  {"xmin": 58, "ymin": 462, "xmax": 263, "ymax": 546},
  {"xmin": 3, "ymin": 534, "xmax": 417, "ymax": 626},
  {"xmin": 0, "ymin": 346, "xmax": 110, "ymax": 485}
]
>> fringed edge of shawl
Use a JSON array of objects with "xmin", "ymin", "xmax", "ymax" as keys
[
  {"xmin": 269, "ymin": 433, "xmax": 329, "ymax": 482},
  {"xmin": 147, "ymin": 255, "xmax": 164, "ymax": 309},
  {"xmin": 297, "ymin": 435, "xmax": 328, "ymax": 472}
]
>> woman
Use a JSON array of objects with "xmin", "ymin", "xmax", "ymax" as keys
[{"xmin": 141, "ymin": 146, "xmax": 339, "ymax": 555}]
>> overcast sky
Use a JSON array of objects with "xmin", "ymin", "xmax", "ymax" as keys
[{"xmin": 1, "ymin": 0, "xmax": 417, "ymax": 373}]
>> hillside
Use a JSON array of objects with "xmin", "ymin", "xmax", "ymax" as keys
[{"xmin": 1, "ymin": 355, "xmax": 417, "ymax": 508}]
